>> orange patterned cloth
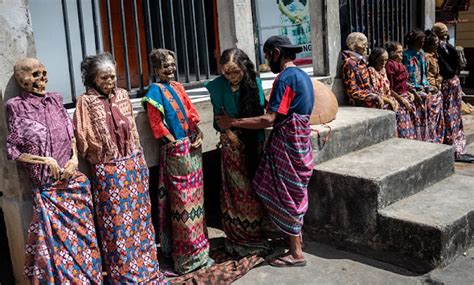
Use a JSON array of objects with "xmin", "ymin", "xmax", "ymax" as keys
[{"xmin": 73, "ymin": 88, "xmax": 140, "ymax": 164}]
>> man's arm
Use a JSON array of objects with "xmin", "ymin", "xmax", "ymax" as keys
[{"xmin": 216, "ymin": 110, "xmax": 277, "ymax": 130}]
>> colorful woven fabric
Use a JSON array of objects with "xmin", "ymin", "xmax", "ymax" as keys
[
  {"xmin": 442, "ymin": 76, "xmax": 466, "ymax": 155},
  {"xmin": 254, "ymin": 113, "xmax": 314, "ymax": 236},
  {"xmin": 92, "ymin": 152, "xmax": 165, "ymax": 284},
  {"xmin": 341, "ymin": 50, "xmax": 383, "ymax": 108},
  {"xmin": 368, "ymin": 67, "xmax": 416, "ymax": 140},
  {"xmin": 158, "ymin": 137, "xmax": 211, "ymax": 274},
  {"xmin": 220, "ymin": 134, "xmax": 271, "ymax": 257},
  {"xmin": 170, "ymin": 249, "xmax": 264, "ymax": 285},
  {"xmin": 24, "ymin": 172, "xmax": 103, "ymax": 284},
  {"xmin": 425, "ymin": 91, "xmax": 445, "ymax": 144}
]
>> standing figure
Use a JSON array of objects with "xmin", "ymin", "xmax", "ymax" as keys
[
  {"xmin": 205, "ymin": 48, "xmax": 271, "ymax": 257},
  {"xmin": 142, "ymin": 49, "xmax": 211, "ymax": 274},
  {"xmin": 403, "ymin": 29, "xmax": 444, "ymax": 143},
  {"xmin": 433, "ymin": 22, "xmax": 472, "ymax": 162},
  {"xmin": 341, "ymin": 32, "xmax": 384, "ymax": 108},
  {"xmin": 6, "ymin": 58, "xmax": 102, "ymax": 284},
  {"xmin": 73, "ymin": 53, "xmax": 166, "ymax": 284},
  {"xmin": 217, "ymin": 36, "xmax": 314, "ymax": 267},
  {"xmin": 368, "ymin": 48, "xmax": 416, "ymax": 139}
]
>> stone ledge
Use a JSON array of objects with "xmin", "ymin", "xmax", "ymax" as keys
[
  {"xmin": 378, "ymin": 174, "xmax": 474, "ymax": 269},
  {"xmin": 306, "ymin": 138, "xmax": 455, "ymax": 234}
]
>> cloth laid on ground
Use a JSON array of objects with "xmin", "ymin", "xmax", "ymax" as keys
[
  {"xmin": 253, "ymin": 113, "xmax": 314, "ymax": 236},
  {"xmin": 169, "ymin": 248, "xmax": 264, "ymax": 285}
]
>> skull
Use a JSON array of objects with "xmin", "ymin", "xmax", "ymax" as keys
[{"xmin": 14, "ymin": 58, "xmax": 48, "ymax": 95}]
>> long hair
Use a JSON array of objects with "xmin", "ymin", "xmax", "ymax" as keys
[
  {"xmin": 219, "ymin": 48, "xmax": 264, "ymax": 118},
  {"xmin": 219, "ymin": 48, "xmax": 264, "ymax": 177}
]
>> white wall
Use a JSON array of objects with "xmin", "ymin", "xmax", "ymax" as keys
[{"xmin": 30, "ymin": 0, "xmax": 102, "ymax": 104}]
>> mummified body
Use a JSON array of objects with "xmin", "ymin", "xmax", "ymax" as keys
[{"xmin": 6, "ymin": 58, "xmax": 103, "ymax": 284}]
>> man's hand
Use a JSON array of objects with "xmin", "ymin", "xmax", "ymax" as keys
[
  {"xmin": 191, "ymin": 126, "xmax": 203, "ymax": 149},
  {"xmin": 216, "ymin": 107, "xmax": 235, "ymax": 129},
  {"xmin": 60, "ymin": 157, "xmax": 78, "ymax": 180}
]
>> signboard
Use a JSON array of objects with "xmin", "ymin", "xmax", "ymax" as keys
[{"xmin": 255, "ymin": 0, "xmax": 312, "ymax": 64}]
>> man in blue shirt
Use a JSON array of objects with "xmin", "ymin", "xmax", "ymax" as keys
[{"xmin": 217, "ymin": 35, "xmax": 314, "ymax": 267}]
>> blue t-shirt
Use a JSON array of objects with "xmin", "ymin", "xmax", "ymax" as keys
[{"xmin": 267, "ymin": 67, "xmax": 314, "ymax": 116}]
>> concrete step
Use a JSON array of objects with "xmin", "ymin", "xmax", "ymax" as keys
[
  {"xmin": 310, "ymin": 106, "xmax": 396, "ymax": 164},
  {"xmin": 463, "ymin": 113, "xmax": 474, "ymax": 145},
  {"xmin": 378, "ymin": 174, "xmax": 474, "ymax": 270},
  {"xmin": 306, "ymin": 138, "xmax": 454, "ymax": 234}
]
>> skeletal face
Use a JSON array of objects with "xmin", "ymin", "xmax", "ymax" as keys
[
  {"xmin": 222, "ymin": 61, "xmax": 244, "ymax": 88},
  {"xmin": 94, "ymin": 65, "xmax": 116, "ymax": 95},
  {"xmin": 155, "ymin": 54, "xmax": 176, "ymax": 83},
  {"xmin": 14, "ymin": 58, "xmax": 48, "ymax": 95}
]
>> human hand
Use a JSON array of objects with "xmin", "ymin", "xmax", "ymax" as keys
[
  {"xmin": 43, "ymin": 157, "xmax": 62, "ymax": 180},
  {"xmin": 60, "ymin": 157, "xmax": 78, "ymax": 180},
  {"xmin": 216, "ymin": 107, "xmax": 235, "ymax": 129},
  {"xmin": 400, "ymin": 97, "xmax": 415, "ymax": 113},
  {"xmin": 191, "ymin": 127, "xmax": 203, "ymax": 149}
]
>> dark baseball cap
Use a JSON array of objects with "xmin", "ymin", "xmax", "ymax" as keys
[{"xmin": 263, "ymin": 35, "xmax": 303, "ymax": 53}]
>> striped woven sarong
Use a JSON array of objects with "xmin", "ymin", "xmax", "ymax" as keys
[
  {"xmin": 24, "ymin": 171, "xmax": 103, "ymax": 284},
  {"xmin": 158, "ymin": 137, "xmax": 210, "ymax": 274},
  {"xmin": 253, "ymin": 113, "xmax": 314, "ymax": 236},
  {"xmin": 92, "ymin": 152, "xmax": 166, "ymax": 284},
  {"xmin": 441, "ymin": 76, "xmax": 466, "ymax": 155},
  {"xmin": 220, "ymin": 134, "xmax": 270, "ymax": 257}
]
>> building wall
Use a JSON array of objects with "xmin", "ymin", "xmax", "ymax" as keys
[{"xmin": 457, "ymin": 0, "xmax": 474, "ymax": 48}]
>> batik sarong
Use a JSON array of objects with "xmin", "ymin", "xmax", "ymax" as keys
[
  {"xmin": 92, "ymin": 152, "xmax": 165, "ymax": 284},
  {"xmin": 412, "ymin": 91, "xmax": 429, "ymax": 141},
  {"xmin": 442, "ymin": 76, "xmax": 466, "ymax": 155},
  {"xmin": 425, "ymin": 91, "xmax": 445, "ymax": 144},
  {"xmin": 24, "ymin": 171, "xmax": 102, "ymax": 284},
  {"xmin": 220, "ymin": 134, "xmax": 270, "ymax": 257},
  {"xmin": 396, "ymin": 94, "xmax": 418, "ymax": 140},
  {"xmin": 253, "ymin": 113, "xmax": 314, "ymax": 236},
  {"xmin": 158, "ymin": 137, "xmax": 210, "ymax": 274}
]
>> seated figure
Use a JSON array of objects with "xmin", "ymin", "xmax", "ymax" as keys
[
  {"xmin": 368, "ymin": 48, "xmax": 416, "ymax": 139},
  {"xmin": 341, "ymin": 32, "xmax": 383, "ymax": 108},
  {"xmin": 403, "ymin": 29, "xmax": 445, "ymax": 144}
]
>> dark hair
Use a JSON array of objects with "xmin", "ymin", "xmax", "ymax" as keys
[
  {"xmin": 219, "ymin": 48, "xmax": 264, "ymax": 177},
  {"xmin": 385, "ymin": 41, "xmax": 402, "ymax": 59},
  {"xmin": 368, "ymin": 47, "xmax": 387, "ymax": 67},
  {"xmin": 423, "ymin": 30, "xmax": 438, "ymax": 53},
  {"xmin": 80, "ymin": 53, "xmax": 115, "ymax": 88},
  {"xmin": 149, "ymin": 48, "xmax": 176, "ymax": 69},
  {"xmin": 219, "ymin": 48, "xmax": 264, "ymax": 118},
  {"xmin": 404, "ymin": 29, "xmax": 425, "ymax": 48}
]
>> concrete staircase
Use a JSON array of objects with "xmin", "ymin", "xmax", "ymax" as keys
[{"xmin": 305, "ymin": 106, "xmax": 474, "ymax": 273}]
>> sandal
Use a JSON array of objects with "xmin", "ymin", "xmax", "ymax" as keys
[{"xmin": 268, "ymin": 256, "xmax": 307, "ymax": 268}]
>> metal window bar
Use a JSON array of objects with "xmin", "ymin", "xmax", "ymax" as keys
[
  {"xmin": 132, "ymin": 0, "xmax": 144, "ymax": 92},
  {"xmin": 61, "ymin": 0, "xmax": 76, "ymax": 102},
  {"xmin": 105, "ymin": 0, "xmax": 114, "ymax": 57},
  {"xmin": 59, "ymin": 0, "xmax": 215, "ymax": 104},
  {"xmin": 341, "ymin": 0, "xmax": 420, "ymax": 49}
]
